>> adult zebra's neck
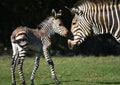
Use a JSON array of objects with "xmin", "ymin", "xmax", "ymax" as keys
[
  {"xmin": 73, "ymin": 0, "xmax": 120, "ymax": 35},
  {"xmin": 74, "ymin": 0, "xmax": 120, "ymax": 7},
  {"xmin": 68, "ymin": 0, "xmax": 120, "ymax": 49}
]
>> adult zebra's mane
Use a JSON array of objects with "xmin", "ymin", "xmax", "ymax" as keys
[{"xmin": 73, "ymin": 0, "xmax": 120, "ymax": 7}]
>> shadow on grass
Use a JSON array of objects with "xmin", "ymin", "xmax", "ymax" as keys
[
  {"xmin": 40, "ymin": 79, "xmax": 120, "ymax": 85},
  {"xmin": 39, "ymin": 79, "xmax": 82, "ymax": 85},
  {"xmin": 60, "ymin": 79, "xmax": 83, "ymax": 83},
  {"xmin": 96, "ymin": 81, "xmax": 120, "ymax": 84},
  {"xmin": 40, "ymin": 79, "xmax": 86, "ymax": 85}
]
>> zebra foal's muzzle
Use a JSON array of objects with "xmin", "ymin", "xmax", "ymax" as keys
[
  {"xmin": 62, "ymin": 30, "xmax": 69, "ymax": 38},
  {"xmin": 64, "ymin": 31, "xmax": 74, "ymax": 39}
]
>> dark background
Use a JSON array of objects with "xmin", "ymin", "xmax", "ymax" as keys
[{"xmin": 0, "ymin": 0, "xmax": 120, "ymax": 56}]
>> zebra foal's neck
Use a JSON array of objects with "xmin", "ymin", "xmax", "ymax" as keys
[{"xmin": 38, "ymin": 16, "xmax": 54, "ymax": 36}]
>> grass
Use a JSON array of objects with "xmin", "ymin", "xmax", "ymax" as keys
[{"xmin": 0, "ymin": 55, "xmax": 120, "ymax": 85}]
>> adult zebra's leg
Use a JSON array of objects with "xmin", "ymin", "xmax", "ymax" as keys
[
  {"xmin": 43, "ymin": 47, "xmax": 59, "ymax": 85},
  {"xmin": 11, "ymin": 43, "xmax": 18, "ymax": 85},
  {"xmin": 30, "ymin": 55, "xmax": 40, "ymax": 85}
]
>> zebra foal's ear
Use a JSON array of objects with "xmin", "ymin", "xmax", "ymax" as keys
[
  {"xmin": 52, "ymin": 9, "xmax": 57, "ymax": 18},
  {"xmin": 52, "ymin": 9, "xmax": 62, "ymax": 18}
]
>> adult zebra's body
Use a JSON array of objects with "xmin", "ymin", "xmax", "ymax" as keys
[
  {"xmin": 68, "ymin": 0, "xmax": 120, "ymax": 49},
  {"xmin": 11, "ymin": 9, "xmax": 68, "ymax": 85}
]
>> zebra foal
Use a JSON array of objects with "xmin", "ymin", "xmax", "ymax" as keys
[
  {"xmin": 67, "ymin": 0, "xmax": 120, "ymax": 49},
  {"xmin": 11, "ymin": 9, "xmax": 68, "ymax": 85}
]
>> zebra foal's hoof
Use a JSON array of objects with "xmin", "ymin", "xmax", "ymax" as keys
[
  {"xmin": 30, "ymin": 82, "xmax": 34, "ymax": 85},
  {"xmin": 12, "ymin": 83, "xmax": 16, "ymax": 85},
  {"xmin": 30, "ymin": 83, "xmax": 34, "ymax": 85},
  {"xmin": 21, "ymin": 81, "xmax": 26, "ymax": 85},
  {"xmin": 55, "ymin": 80, "xmax": 60, "ymax": 85},
  {"xmin": 30, "ymin": 79, "xmax": 34, "ymax": 85}
]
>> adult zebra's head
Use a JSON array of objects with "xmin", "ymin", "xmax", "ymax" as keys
[
  {"xmin": 51, "ymin": 9, "xmax": 69, "ymax": 38},
  {"xmin": 68, "ymin": 14, "xmax": 81, "ymax": 50},
  {"xmin": 65, "ymin": 6, "xmax": 85, "ymax": 49},
  {"xmin": 67, "ymin": 7, "xmax": 92, "ymax": 49}
]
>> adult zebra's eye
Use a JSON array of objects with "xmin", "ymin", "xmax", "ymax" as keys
[
  {"xmin": 72, "ymin": 22, "xmax": 76, "ymax": 25},
  {"xmin": 72, "ymin": 19, "xmax": 77, "ymax": 25},
  {"xmin": 79, "ymin": 10, "xmax": 83, "ymax": 16}
]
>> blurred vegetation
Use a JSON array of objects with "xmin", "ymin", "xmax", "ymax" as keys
[{"xmin": 0, "ymin": 0, "xmax": 120, "ymax": 56}]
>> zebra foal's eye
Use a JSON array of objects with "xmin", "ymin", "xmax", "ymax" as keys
[{"xmin": 59, "ymin": 23, "xmax": 62, "ymax": 26}]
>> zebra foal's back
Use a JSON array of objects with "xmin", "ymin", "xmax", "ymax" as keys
[{"xmin": 11, "ymin": 26, "xmax": 44, "ymax": 53}]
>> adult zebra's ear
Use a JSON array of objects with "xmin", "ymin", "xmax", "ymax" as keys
[{"xmin": 65, "ymin": 6, "xmax": 75, "ymax": 15}]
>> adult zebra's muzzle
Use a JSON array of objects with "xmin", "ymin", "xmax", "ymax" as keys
[
  {"xmin": 68, "ymin": 39, "xmax": 75, "ymax": 50},
  {"xmin": 68, "ymin": 38, "xmax": 80, "ymax": 50}
]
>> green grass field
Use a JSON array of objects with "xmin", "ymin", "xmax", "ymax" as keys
[{"xmin": 0, "ymin": 55, "xmax": 120, "ymax": 85}]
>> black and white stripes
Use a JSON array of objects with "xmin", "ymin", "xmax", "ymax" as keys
[
  {"xmin": 68, "ymin": 0, "xmax": 120, "ymax": 49},
  {"xmin": 11, "ymin": 9, "xmax": 68, "ymax": 85}
]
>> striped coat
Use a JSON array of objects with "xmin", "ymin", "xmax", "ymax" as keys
[
  {"xmin": 68, "ymin": 0, "xmax": 120, "ymax": 49},
  {"xmin": 11, "ymin": 9, "xmax": 68, "ymax": 85}
]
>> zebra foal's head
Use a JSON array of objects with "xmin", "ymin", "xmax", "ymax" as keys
[{"xmin": 51, "ymin": 9, "xmax": 69, "ymax": 38}]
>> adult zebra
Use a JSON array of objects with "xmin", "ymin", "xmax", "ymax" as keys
[
  {"xmin": 11, "ymin": 9, "xmax": 68, "ymax": 85},
  {"xmin": 67, "ymin": 0, "xmax": 120, "ymax": 49}
]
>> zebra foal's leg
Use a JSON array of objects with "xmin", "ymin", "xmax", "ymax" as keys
[
  {"xmin": 30, "ymin": 55, "xmax": 40, "ymax": 85},
  {"xmin": 17, "ymin": 56, "xmax": 26, "ymax": 85},
  {"xmin": 17, "ymin": 45, "xmax": 26, "ymax": 85},
  {"xmin": 43, "ymin": 47, "xmax": 59, "ymax": 85},
  {"xmin": 11, "ymin": 43, "xmax": 18, "ymax": 85},
  {"xmin": 11, "ymin": 55, "xmax": 17, "ymax": 85}
]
